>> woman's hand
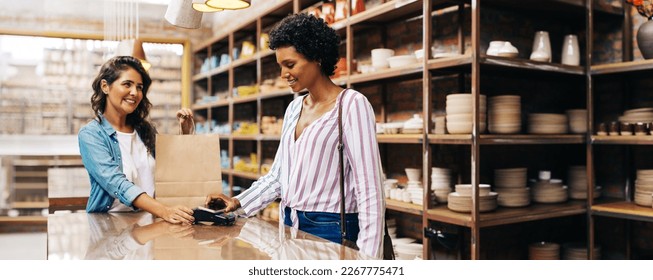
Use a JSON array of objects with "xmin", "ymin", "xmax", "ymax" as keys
[
  {"xmin": 204, "ymin": 193, "xmax": 241, "ymax": 213},
  {"xmin": 160, "ymin": 205, "xmax": 195, "ymax": 225},
  {"xmin": 176, "ymin": 108, "xmax": 194, "ymax": 135}
]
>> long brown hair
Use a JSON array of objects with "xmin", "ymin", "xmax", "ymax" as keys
[{"xmin": 90, "ymin": 56, "xmax": 157, "ymax": 157}]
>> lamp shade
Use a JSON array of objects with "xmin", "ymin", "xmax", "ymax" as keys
[
  {"xmin": 165, "ymin": 0, "xmax": 203, "ymax": 29},
  {"xmin": 116, "ymin": 39, "xmax": 151, "ymax": 71},
  {"xmin": 205, "ymin": 0, "xmax": 251, "ymax": 10},
  {"xmin": 192, "ymin": 0, "xmax": 223, "ymax": 12}
]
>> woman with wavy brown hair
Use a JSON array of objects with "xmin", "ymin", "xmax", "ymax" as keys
[{"xmin": 79, "ymin": 56, "xmax": 195, "ymax": 224}]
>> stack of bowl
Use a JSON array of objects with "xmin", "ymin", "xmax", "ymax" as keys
[
  {"xmin": 531, "ymin": 179, "xmax": 568, "ymax": 203},
  {"xmin": 494, "ymin": 167, "xmax": 530, "ymax": 207},
  {"xmin": 431, "ymin": 167, "xmax": 452, "ymax": 203},
  {"xmin": 445, "ymin": 93, "xmax": 487, "ymax": 134},
  {"xmin": 567, "ymin": 165, "xmax": 601, "ymax": 199},
  {"xmin": 394, "ymin": 242, "xmax": 423, "ymax": 260},
  {"xmin": 433, "ymin": 115, "xmax": 446, "ymax": 134},
  {"xmin": 405, "ymin": 168, "xmax": 423, "ymax": 205},
  {"xmin": 447, "ymin": 184, "xmax": 498, "ymax": 212},
  {"xmin": 528, "ymin": 113, "xmax": 568, "ymax": 134},
  {"xmin": 618, "ymin": 107, "xmax": 653, "ymax": 124},
  {"xmin": 566, "ymin": 109, "xmax": 587, "ymax": 134},
  {"xmin": 488, "ymin": 95, "xmax": 521, "ymax": 134},
  {"xmin": 562, "ymin": 242, "xmax": 601, "ymax": 260},
  {"xmin": 528, "ymin": 242, "xmax": 560, "ymax": 260},
  {"xmin": 635, "ymin": 169, "xmax": 653, "ymax": 207}
]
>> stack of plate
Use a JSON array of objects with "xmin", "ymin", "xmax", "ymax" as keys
[
  {"xmin": 528, "ymin": 242, "xmax": 560, "ymax": 260},
  {"xmin": 635, "ymin": 169, "xmax": 653, "ymax": 207},
  {"xmin": 431, "ymin": 167, "xmax": 452, "ymax": 203},
  {"xmin": 566, "ymin": 109, "xmax": 587, "ymax": 134},
  {"xmin": 528, "ymin": 113, "xmax": 568, "ymax": 134},
  {"xmin": 494, "ymin": 168, "xmax": 530, "ymax": 207},
  {"xmin": 567, "ymin": 165, "xmax": 601, "ymax": 199},
  {"xmin": 406, "ymin": 181, "xmax": 424, "ymax": 205},
  {"xmin": 488, "ymin": 95, "xmax": 521, "ymax": 134},
  {"xmin": 402, "ymin": 114, "xmax": 423, "ymax": 134},
  {"xmin": 531, "ymin": 179, "xmax": 568, "ymax": 203},
  {"xmin": 618, "ymin": 107, "xmax": 653, "ymax": 124},
  {"xmin": 447, "ymin": 184, "xmax": 498, "ymax": 213},
  {"xmin": 395, "ymin": 243, "xmax": 423, "ymax": 260},
  {"xmin": 562, "ymin": 242, "xmax": 601, "ymax": 260},
  {"xmin": 434, "ymin": 115, "xmax": 446, "ymax": 134},
  {"xmin": 445, "ymin": 93, "xmax": 486, "ymax": 134}
]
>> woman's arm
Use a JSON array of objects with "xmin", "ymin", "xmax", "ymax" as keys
[
  {"xmin": 132, "ymin": 194, "xmax": 194, "ymax": 224},
  {"xmin": 342, "ymin": 93, "xmax": 385, "ymax": 258}
]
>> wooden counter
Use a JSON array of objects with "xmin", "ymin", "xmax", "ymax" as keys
[{"xmin": 47, "ymin": 212, "xmax": 373, "ymax": 260}]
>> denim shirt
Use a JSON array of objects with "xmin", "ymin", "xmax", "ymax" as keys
[{"xmin": 78, "ymin": 114, "xmax": 146, "ymax": 212}]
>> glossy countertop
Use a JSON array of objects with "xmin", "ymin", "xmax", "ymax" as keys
[{"xmin": 47, "ymin": 212, "xmax": 374, "ymax": 260}]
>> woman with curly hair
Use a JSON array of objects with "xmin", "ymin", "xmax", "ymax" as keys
[
  {"xmin": 205, "ymin": 13, "xmax": 385, "ymax": 258},
  {"xmin": 79, "ymin": 56, "xmax": 195, "ymax": 224}
]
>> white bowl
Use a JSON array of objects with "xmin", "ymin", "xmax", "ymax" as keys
[
  {"xmin": 371, "ymin": 48, "xmax": 395, "ymax": 69},
  {"xmin": 387, "ymin": 55, "xmax": 418, "ymax": 68}
]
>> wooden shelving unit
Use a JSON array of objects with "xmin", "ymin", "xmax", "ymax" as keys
[{"xmin": 190, "ymin": 0, "xmax": 652, "ymax": 260}]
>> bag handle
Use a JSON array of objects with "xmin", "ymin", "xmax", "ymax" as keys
[
  {"xmin": 178, "ymin": 116, "xmax": 196, "ymax": 135},
  {"xmin": 338, "ymin": 89, "xmax": 347, "ymax": 241}
]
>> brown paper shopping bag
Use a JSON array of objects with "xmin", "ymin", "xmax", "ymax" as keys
[{"xmin": 154, "ymin": 134, "xmax": 222, "ymax": 208}]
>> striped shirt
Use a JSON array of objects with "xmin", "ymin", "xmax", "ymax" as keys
[{"xmin": 235, "ymin": 88, "xmax": 385, "ymax": 258}]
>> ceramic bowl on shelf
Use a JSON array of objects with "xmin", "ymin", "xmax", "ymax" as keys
[{"xmin": 371, "ymin": 48, "xmax": 394, "ymax": 69}]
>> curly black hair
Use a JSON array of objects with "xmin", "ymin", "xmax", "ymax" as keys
[
  {"xmin": 268, "ymin": 13, "xmax": 340, "ymax": 76},
  {"xmin": 90, "ymin": 56, "xmax": 157, "ymax": 157}
]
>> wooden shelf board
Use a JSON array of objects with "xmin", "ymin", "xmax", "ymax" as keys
[
  {"xmin": 231, "ymin": 170, "xmax": 261, "ymax": 180},
  {"xmin": 377, "ymin": 134, "xmax": 424, "ymax": 144},
  {"xmin": 479, "ymin": 134, "xmax": 585, "ymax": 144},
  {"xmin": 232, "ymin": 134, "xmax": 258, "ymax": 141},
  {"xmin": 428, "ymin": 134, "xmax": 472, "ymax": 144},
  {"xmin": 258, "ymin": 49, "xmax": 275, "ymax": 59},
  {"xmin": 222, "ymin": 169, "xmax": 233, "ymax": 175},
  {"xmin": 14, "ymin": 183, "xmax": 47, "ymax": 190},
  {"xmin": 0, "ymin": 216, "xmax": 47, "ymax": 224},
  {"xmin": 591, "ymin": 201, "xmax": 653, "ymax": 222},
  {"xmin": 427, "ymin": 54, "xmax": 472, "ymax": 71},
  {"xmin": 231, "ymin": 56, "xmax": 257, "ymax": 69},
  {"xmin": 12, "ymin": 202, "xmax": 49, "ymax": 209},
  {"xmin": 481, "ymin": 56, "xmax": 585, "ymax": 75},
  {"xmin": 592, "ymin": 135, "xmax": 653, "ymax": 145},
  {"xmin": 348, "ymin": 64, "xmax": 423, "ymax": 84},
  {"xmin": 232, "ymin": 95, "xmax": 259, "ymax": 104},
  {"xmin": 218, "ymin": 134, "xmax": 230, "ymax": 140},
  {"xmin": 591, "ymin": 60, "xmax": 653, "ymax": 75},
  {"xmin": 348, "ymin": 0, "xmax": 423, "ymax": 26},
  {"xmin": 260, "ymin": 89, "xmax": 293, "ymax": 100},
  {"xmin": 259, "ymin": 134, "xmax": 281, "ymax": 141},
  {"xmin": 14, "ymin": 171, "xmax": 48, "ymax": 178},
  {"xmin": 191, "ymin": 99, "xmax": 230, "ymax": 110},
  {"xmin": 427, "ymin": 200, "xmax": 586, "ymax": 227},
  {"xmin": 385, "ymin": 199, "xmax": 423, "ymax": 216},
  {"xmin": 13, "ymin": 159, "xmax": 82, "ymax": 167}
]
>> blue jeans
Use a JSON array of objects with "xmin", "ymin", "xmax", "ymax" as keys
[{"xmin": 284, "ymin": 207, "xmax": 359, "ymax": 245}]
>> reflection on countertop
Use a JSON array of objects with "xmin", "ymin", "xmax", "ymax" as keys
[{"xmin": 47, "ymin": 212, "xmax": 374, "ymax": 260}]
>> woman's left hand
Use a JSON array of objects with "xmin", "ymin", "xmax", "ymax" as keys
[{"xmin": 176, "ymin": 108, "xmax": 194, "ymax": 134}]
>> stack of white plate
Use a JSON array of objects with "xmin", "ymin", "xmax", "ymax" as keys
[
  {"xmin": 494, "ymin": 168, "xmax": 530, "ymax": 207},
  {"xmin": 528, "ymin": 242, "xmax": 560, "ymax": 260},
  {"xmin": 488, "ymin": 95, "xmax": 521, "ymax": 134},
  {"xmin": 528, "ymin": 113, "xmax": 568, "ymax": 134},
  {"xmin": 434, "ymin": 115, "xmax": 446, "ymax": 134},
  {"xmin": 446, "ymin": 93, "xmax": 487, "ymax": 134},
  {"xmin": 531, "ymin": 179, "xmax": 568, "ymax": 203},
  {"xmin": 431, "ymin": 167, "xmax": 452, "ymax": 203},
  {"xmin": 447, "ymin": 184, "xmax": 497, "ymax": 212},
  {"xmin": 635, "ymin": 169, "xmax": 653, "ymax": 207},
  {"xmin": 395, "ymin": 243, "xmax": 423, "ymax": 260},
  {"xmin": 566, "ymin": 109, "xmax": 587, "ymax": 134},
  {"xmin": 406, "ymin": 181, "xmax": 424, "ymax": 205},
  {"xmin": 618, "ymin": 107, "xmax": 653, "ymax": 124},
  {"xmin": 562, "ymin": 242, "xmax": 601, "ymax": 260},
  {"xmin": 567, "ymin": 165, "xmax": 601, "ymax": 199}
]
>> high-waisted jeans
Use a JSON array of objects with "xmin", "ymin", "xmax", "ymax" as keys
[{"xmin": 284, "ymin": 206, "xmax": 359, "ymax": 244}]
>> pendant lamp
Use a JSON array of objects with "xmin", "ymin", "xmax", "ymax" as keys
[
  {"xmin": 165, "ymin": 0, "xmax": 203, "ymax": 29},
  {"xmin": 192, "ymin": 0, "xmax": 223, "ymax": 12},
  {"xmin": 116, "ymin": 39, "xmax": 151, "ymax": 71},
  {"xmin": 205, "ymin": 0, "xmax": 251, "ymax": 10}
]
